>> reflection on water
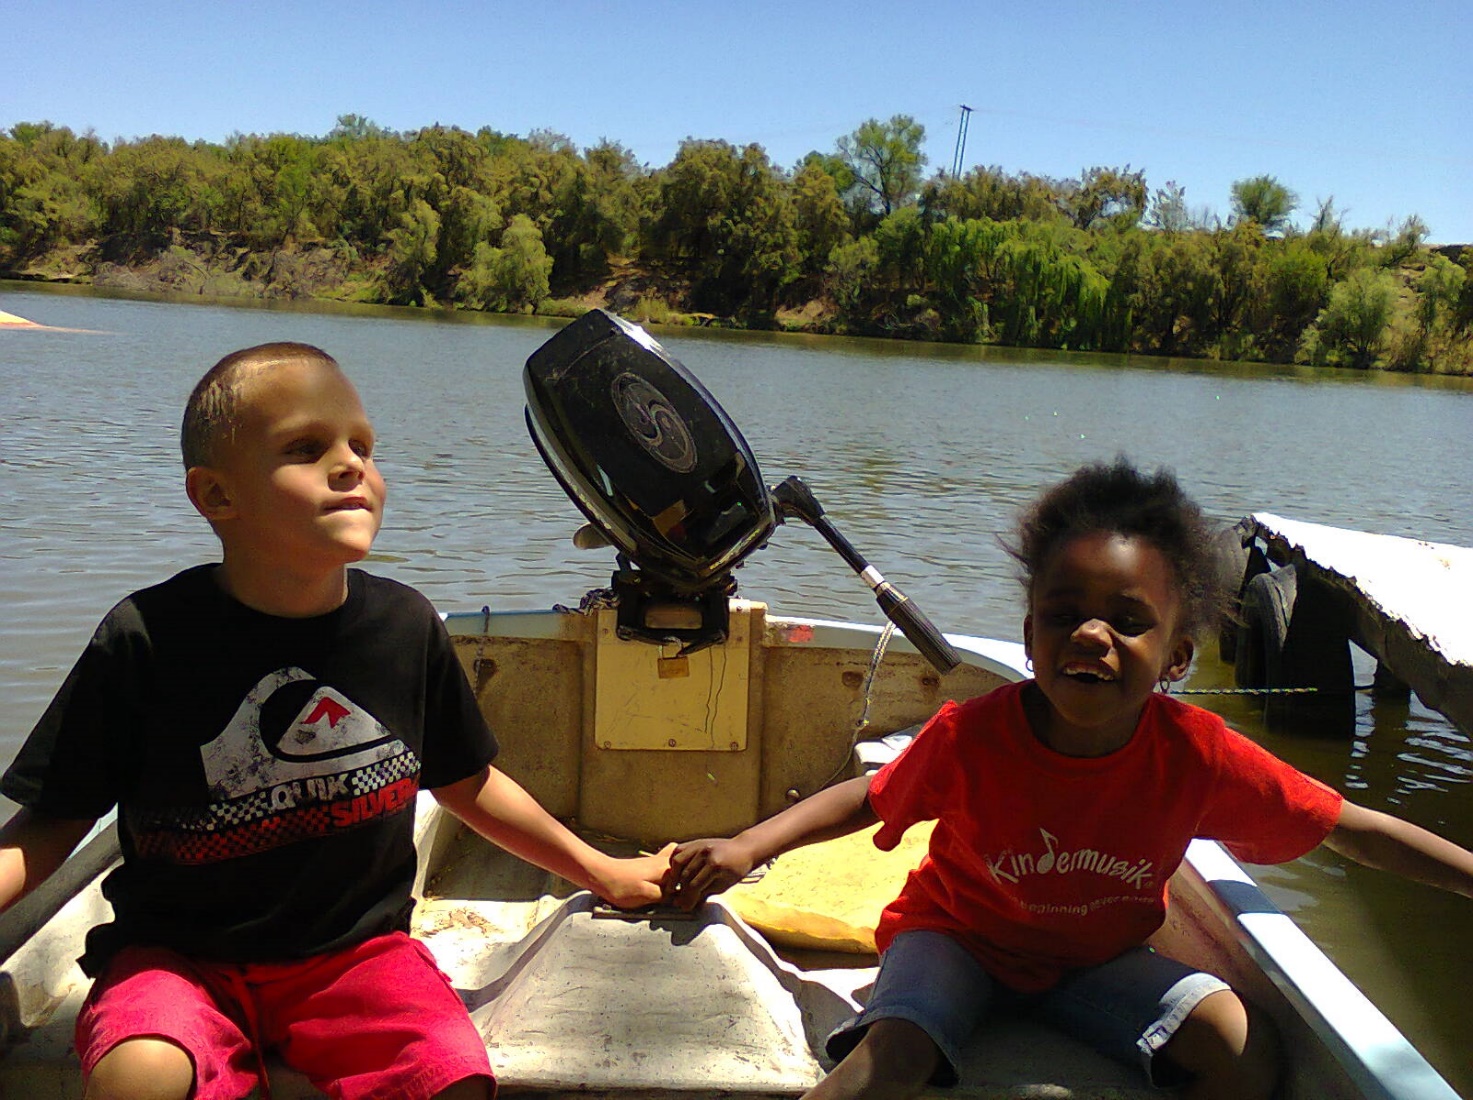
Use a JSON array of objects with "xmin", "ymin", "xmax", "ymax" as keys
[{"xmin": 1, "ymin": 284, "xmax": 1471, "ymax": 1089}]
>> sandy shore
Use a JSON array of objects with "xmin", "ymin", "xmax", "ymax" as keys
[{"xmin": 0, "ymin": 308, "xmax": 105, "ymax": 334}]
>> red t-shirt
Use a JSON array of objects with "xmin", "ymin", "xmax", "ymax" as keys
[{"xmin": 868, "ymin": 682, "xmax": 1343, "ymax": 992}]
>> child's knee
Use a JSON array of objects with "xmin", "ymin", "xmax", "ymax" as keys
[
  {"xmin": 84, "ymin": 1037, "xmax": 194, "ymax": 1100},
  {"xmin": 1160, "ymin": 989, "xmax": 1281, "ymax": 1098}
]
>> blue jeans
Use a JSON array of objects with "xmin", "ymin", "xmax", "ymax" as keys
[{"xmin": 825, "ymin": 930, "xmax": 1228, "ymax": 1088}]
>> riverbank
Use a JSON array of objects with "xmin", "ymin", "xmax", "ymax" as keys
[
  {"xmin": 5, "ymin": 232, "xmax": 1470, "ymax": 375},
  {"xmin": 3, "ymin": 234, "xmax": 821, "ymax": 331}
]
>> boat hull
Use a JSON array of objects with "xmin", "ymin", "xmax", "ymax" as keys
[{"xmin": 0, "ymin": 603, "xmax": 1457, "ymax": 1098}]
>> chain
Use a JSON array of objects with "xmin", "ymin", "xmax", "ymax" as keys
[
  {"xmin": 811, "ymin": 621, "xmax": 898, "ymax": 793},
  {"xmin": 1174, "ymin": 686, "xmax": 1322, "ymax": 695},
  {"xmin": 854, "ymin": 620, "xmax": 896, "ymax": 738}
]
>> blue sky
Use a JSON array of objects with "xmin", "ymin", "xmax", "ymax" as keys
[{"xmin": 9, "ymin": 0, "xmax": 1471, "ymax": 242}]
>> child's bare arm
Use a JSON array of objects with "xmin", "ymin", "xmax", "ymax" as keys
[
  {"xmin": 1323, "ymin": 801, "xmax": 1473, "ymax": 899},
  {"xmin": 670, "ymin": 775, "xmax": 878, "ymax": 909},
  {"xmin": 431, "ymin": 766, "xmax": 672, "ymax": 909},
  {"xmin": 0, "ymin": 808, "xmax": 98, "ymax": 914}
]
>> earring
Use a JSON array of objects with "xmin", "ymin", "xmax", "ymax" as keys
[
  {"xmin": 1025, "ymin": 657, "xmax": 1034, "ymax": 674},
  {"xmin": 1158, "ymin": 676, "xmax": 1172, "ymax": 694}
]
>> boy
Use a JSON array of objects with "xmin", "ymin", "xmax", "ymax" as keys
[{"xmin": 0, "ymin": 342, "xmax": 671, "ymax": 1100}]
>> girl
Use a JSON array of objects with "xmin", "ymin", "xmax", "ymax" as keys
[{"xmin": 668, "ymin": 458, "xmax": 1473, "ymax": 1100}]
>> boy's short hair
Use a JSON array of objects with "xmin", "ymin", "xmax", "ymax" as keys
[
  {"xmin": 1007, "ymin": 457, "xmax": 1224, "ymax": 639},
  {"xmin": 181, "ymin": 342, "xmax": 341, "ymax": 469}
]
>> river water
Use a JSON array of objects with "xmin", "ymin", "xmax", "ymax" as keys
[{"xmin": 2, "ymin": 283, "xmax": 1471, "ymax": 1090}]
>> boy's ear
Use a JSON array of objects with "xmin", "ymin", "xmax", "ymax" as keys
[
  {"xmin": 185, "ymin": 466, "xmax": 236, "ymax": 522},
  {"xmin": 1162, "ymin": 635, "xmax": 1195, "ymax": 683}
]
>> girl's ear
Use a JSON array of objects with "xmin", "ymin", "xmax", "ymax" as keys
[
  {"xmin": 185, "ymin": 466, "xmax": 236, "ymax": 522},
  {"xmin": 1022, "ymin": 614, "xmax": 1034, "ymax": 661},
  {"xmin": 1162, "ymin": 635, "xmax": 1195, "ymax": 683}
]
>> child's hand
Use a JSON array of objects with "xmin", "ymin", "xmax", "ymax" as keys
[
  {"xmin": 667, "ymin": 837, "xmax": 759, "ymax": 910},
  {"xmin": 593, "ymin": 843, "xmax": 676, "ymax": 909}
]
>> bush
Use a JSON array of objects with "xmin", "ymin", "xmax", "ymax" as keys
[
  {"xmin": 1299, "ymin": 268, "xmax": 1399, "ymax": 368},
  {"xmin": 629, "ymin": 295, "xmax": 676, "ymax": 325},
  {"xmin": 456, "ymin": 214, "xmax": 552, "ymax": 313},
  {"xmin": 535, "ymin": 297, "xmax": 589, "ymax": 318}
]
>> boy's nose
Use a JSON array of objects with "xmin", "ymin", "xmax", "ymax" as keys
[{"xmin": 330, "ymin": 445, "xmax": 366, "ymax": 478}]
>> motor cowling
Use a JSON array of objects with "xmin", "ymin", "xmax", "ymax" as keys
[{"xmin": 524, "ymin": 308, "xmax": 776, "ymax": 598}]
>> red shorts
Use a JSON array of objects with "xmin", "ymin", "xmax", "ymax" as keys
[{"xmin": 75, "ymin": 932, "xmax": 494, "ymax": 1100}]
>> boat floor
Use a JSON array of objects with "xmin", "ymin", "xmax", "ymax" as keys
[
  {"xmin": 415, "ymin": 831, "xmax": 1154, "ymax": 1099},
  {"xmin": 2, "ymin": 822, "xmax": 1156, "ymax": 1099}
]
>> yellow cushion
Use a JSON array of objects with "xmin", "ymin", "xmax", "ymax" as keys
[{"xmin": 725, "ymin": 821, "xmax": 934, "ymax": 954}]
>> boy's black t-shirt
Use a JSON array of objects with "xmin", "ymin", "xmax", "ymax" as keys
[{"xmin": 1, "ymin": 565, "xmax": 498, "ymax": 974}]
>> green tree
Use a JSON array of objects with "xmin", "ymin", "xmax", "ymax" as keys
[
  {"xmin": 1414, "ymin": 255, "xmax": 1465, "ymax": 334},
  {"xmin": 457, "ymin": 213, "xmax": 553, "ymax": 312},
  {"xmin": 1380, "ymin": 214, "xmax": 1428, "ymax": 267},
  {"xmin": 318, "ymin": 125, "xmax": 417, "ymax": 248},
  {"xmin": 921, "ymin": 166, "xmax": 1062, "ymax": 225},
  {"xmin": 492, "ymin": 130, "xmax": 630, "ymax": 288},
  {"xmin": 1454, "ymin": 252, "xmax": 1473, "ymax": 335},
  {"xmin": 872, "ymin": 206, "xmax": 928, "ymax": 298},
  {"xmin": 1255, "ymin": 240, "xmax": 1330, "ymax": 360},
  {"xmin": 385, "ymin": 198, "xmax": 440, "ymax": 303},
  {"xmin": 551, "ymin": 140, "xmax": 644, "ymax": 278},
  {"xmin": 923, "ymin": 216, "xmax": 1013, "ymax": 340},
  {"xmin": 790, "ymin": 160, "xmax": 850, "ymax": 277},
  {"xmin": 1059, "ymin": 166, "xmax": 1147, "ymax": 231},
  {"xmin": 1300, "ymin": 267, "xmax": 1399, "ymax": 368},
  {"xmin": 825, "ymin": 235, "xmax": 882, "ymax": 323},
  {"xmin": 644, "ymin": 139, "xmax": 798, "ymax": 316},
  {"xmin": 1198, "ymin": 221, "xmax": 1267, "ymax": 351},
  {"xmin": 1144, "ymin": 181, "xmax": 1191, "ymax": 233},
  {"xmin": 328, "ymin": 114, "xmax": 391, "ymax": 142},
  {"xmin": 1302, "ymin": 196, "xmax": 1373, "ymax": 281},
  {"xmin": 91, "ymin": 136, "xmax": 216, "ymax": 237},
  {"xmin": 402, "ymin": 126, "xmax": 503, "ymax": 292},
  {"xmin": 795, "ymin": 151, "xmax": 856, "ymax": 195},
  {"xmin": 988, "ymin": 221, "xmax": 1108, "ymax": 348},
  {"xmin": 225, "ymin": 133, "xmax": 324, "ymax": 248},
  {"xmin": 0, "ymin": 124, "xmax": 102, "ymax": 257},
  {"xmin": 922, "ymin": 218, "xmax": 1107, "ymax": 349},
  {"xmin": 1230, "ymin": 175, "xmax": 1298, "ymax": 235},
  {"xmin": 1383, "ymin": 254, "xmax": 1468, "ymax": 371},
  {"xmin": 1121, "ymin": 232, "xmax": 1217, "ymax": 356},
  {"xmin": 488, "ymin": 130, "xmax": 579, "ymax": 235},
  {"xmin": 835, "ymin": 115, "xmax": 927, "ymax": 221}
]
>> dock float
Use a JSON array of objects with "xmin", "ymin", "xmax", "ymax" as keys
[{"xmin": 1227, "ymin": 513, "xmax": 1473, "ymax": 735}]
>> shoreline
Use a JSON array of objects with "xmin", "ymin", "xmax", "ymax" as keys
[{"xmin": 3, "ymin": 254, "xmax": 1469, "ymax": 378}]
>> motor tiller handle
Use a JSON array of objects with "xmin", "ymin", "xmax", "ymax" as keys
[
  {"xmin": 771, "ymin": 476, "xmax": 961, "ymax": 674},
  {"xmin": 872, "ymin": 583, "xmax": 962, "ymax": 675}
]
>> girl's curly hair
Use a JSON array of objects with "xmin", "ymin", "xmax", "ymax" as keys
[{"xmin": 1005, "ymin": 457, "xmax": 1225, "ymax": 640}]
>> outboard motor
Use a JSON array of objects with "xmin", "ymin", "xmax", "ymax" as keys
[
  {"xmin": 525, "ymin": 309, "xmax": 959, "ymax": 671},
  {"xmin": 525, "ymin": 309, "xmax": 774, "ymax": 652}
]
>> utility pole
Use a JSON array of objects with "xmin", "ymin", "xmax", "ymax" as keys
[{"xmin": 950, "ymin": 104, "xmax": 973, "ymax": 177}]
